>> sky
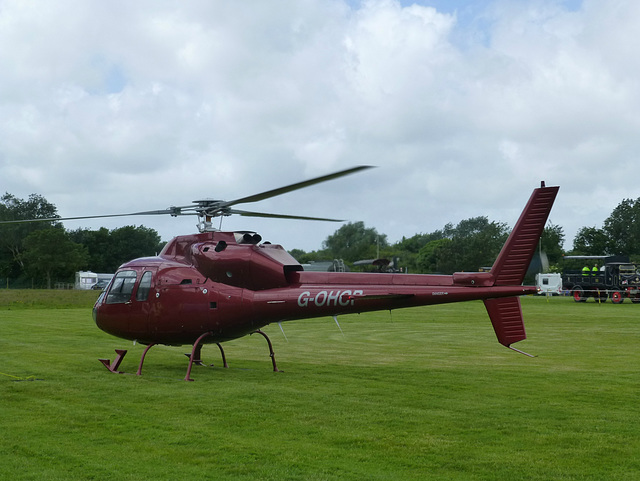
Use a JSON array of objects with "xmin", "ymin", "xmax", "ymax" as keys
[{"xmin": 2, "ymin": 0, "xmax": 639, "ymax": 253}]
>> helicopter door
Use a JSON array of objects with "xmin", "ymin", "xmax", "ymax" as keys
[
  {"xmin": 125, "ymin": 268, "xmax": 157, "ymax": 338},
  {"xmin": 98, "ymin": 269, "xmax": 150, "ymax": 340}
]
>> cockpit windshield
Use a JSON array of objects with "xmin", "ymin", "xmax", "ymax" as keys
[{"xmin": 106, "ymin": 270, "xmax": 137, "ymax": 304}]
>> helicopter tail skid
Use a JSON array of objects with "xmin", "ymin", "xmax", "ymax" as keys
[{"xmin": 483, "ymin": 182, "xmax": 559, "ymax": 350}]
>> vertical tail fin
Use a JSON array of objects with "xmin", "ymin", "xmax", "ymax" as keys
[
  {"xmin": 486, "ymin": 182, "xmax": 558, "ymax": 349},
  {"xmin": 491, "ymin": 183, "xmax": 559, "ymax": 286},
  {"xmin": 484, "ymin": 297, "xmax": 526, "ymax": 347}
]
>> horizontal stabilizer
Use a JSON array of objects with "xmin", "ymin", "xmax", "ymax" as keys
[{"xmin": 483, "ymin": 297, "xmax": 526, "ymax": 346}]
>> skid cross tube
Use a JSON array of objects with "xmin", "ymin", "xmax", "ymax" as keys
[
  {"xmin": 184, "ymin": 342, "xmax": 229, "ymax": 368},
  {"xmin": 216, "ymin": 343, "xmax": 229, "ymax": 368},
  {"xmin": 185, "ymin": 343, "xmax": 206, "ymax": 366},
  {"xmin": 251, "ymin": 329, "xmax": 280, "ymax": 372},
  {"xmin": 136, "ymin": 343, "xmax": 156, "ymax": 376},
  {"xmin": 184, "ymin": 332, "xmax": 213, "ymax": 381}
]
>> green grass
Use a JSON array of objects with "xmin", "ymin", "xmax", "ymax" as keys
[
  {"xmin": 1, "ymin": 293, "xmax": 639, "ymax": 480},
  {"xmin": 0, "ymin": 289, "xmax": 100, "ymax": 309}
]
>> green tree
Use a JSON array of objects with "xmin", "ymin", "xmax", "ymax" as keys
[
  {"xmin": 69, "ymin": 225, "xmax": 164, "ymax": 273},
  {"xmin": 22, "ymin": 228, "xmax": 89, "ymax": 288},
  {"xmin": 288, "ymin": 248, "xmax": 319, "ymax": 264},
  {"xmin": 106, "ymin": 226, "xmax": 164, "ymax": 272},
  {"xmin": 322, "ymin": 222, "xmax": 388, "ymax": 263},
  {"xmin": 0, "ymin": 193, "xmax": 59, "ymax": 279},
  {"xmin": 540, "ymin": 222, "xmax": 565, "ymax": 265},
  {"xmin": 602, "ymin": 198, "xmax": 640, "ymax": 256},
  {"xmin": 572, "ymin": 226, "xmax": 608, "ymax": 256},
  {"xmin": 69, "ymin": 227, "xmax": 114, "ymax": 272},
  {"xmin": 450, "ymin": 217, "xmax": 509, "ymax": 273},
  {"xmin": 394, "ymin": 233, "xmax": 439, "ymax": 254},
  {"xmin": 416, "ymin": 238, "xmax": 452, "ymax": 273},
  {"xmin": 392, "ymin": 231, "xmax": 444, "ymax": 273},
  {"xmin": 415, "ymin": 217, "xmax": 509, "ymax": 274}
]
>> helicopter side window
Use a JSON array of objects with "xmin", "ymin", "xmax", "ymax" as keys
[
  {"xmin": 136, "ymin": 271, "xmax": 153, "ymax": 301},
  {"xmin": 106, "ymin": 270, "xmax": 137, "ymax": 304}
]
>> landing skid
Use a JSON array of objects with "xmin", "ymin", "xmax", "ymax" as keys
[
  {"xmin": 98, "ymin": 349, "xmax": 127, "ymax": 373},
  {"xmin": 99, "ymin": 329, "xmax": 281, "ymax": 380}
]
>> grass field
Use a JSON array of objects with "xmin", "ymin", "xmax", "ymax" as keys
[{"xmin": 1, "ymin": 291, "xmax": 639, "ymax": 480}]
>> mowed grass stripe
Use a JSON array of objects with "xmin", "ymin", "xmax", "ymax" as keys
[{"xmin": 1, "ymin": 294, "xmax": 639, "ymax": 480}]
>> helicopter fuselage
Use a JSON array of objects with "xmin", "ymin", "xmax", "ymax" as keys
[
  {"xmin": 91, "ymin": 182, "xmax": 558, "ymax": 377},
  {"xmin": 93, "ymin": 230, "xmax": 534, "ymax": 346}
]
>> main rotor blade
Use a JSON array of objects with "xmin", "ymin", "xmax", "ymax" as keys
[
  {"xmin": 0, "ymin": 165, "xmax": 374, "ymax": 228},
  {"xmin": 229, "ymin": 209, "xmax": 344, "ymax": 222},
  {"xmin": 0, "ymin": 208, "xmax": 184, "ymax": 225},
  {"xmin": 223, "ymin": 165, "xmax": 374, "ymax": 207}
]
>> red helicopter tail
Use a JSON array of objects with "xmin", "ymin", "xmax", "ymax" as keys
[
  {"xmin": 484, "ymin": 182, "xmax": 559, "ymax": 350},
  {"xmin": 483, "ymin": 297, "xmax": 529, "ymax": 351}
]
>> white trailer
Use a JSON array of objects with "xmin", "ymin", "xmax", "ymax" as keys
[
  {"xmin": 536, "ymin": 273, "xmax": 562, "ymax": 296},
  {"xmin": 75, "ymin": 271, "xmax": 98, "ymax": 290}
]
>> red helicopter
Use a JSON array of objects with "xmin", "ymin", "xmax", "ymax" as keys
[{"xmin": 5, "ymin": 167, "xmax": 559, "ymax": 380}]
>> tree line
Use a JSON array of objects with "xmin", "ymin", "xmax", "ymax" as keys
[
  {"xmin": 0, "ymin": 194, "xmax": 163, "ymax": 288},
  {"xmin": 572, "ymin": 198, "xmax": 640, "ymax": 259},
  {"xmin": 291, "ymin": 218, "xmax": 564, "ymax": 276},
  {"xmin": 4, "ymin": 191, "xmax": 640, "ymax": 288}
]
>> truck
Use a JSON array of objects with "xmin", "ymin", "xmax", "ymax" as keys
[{"xmin": 562, "ymin": 255, "xmax": 640, "ymax": 304}]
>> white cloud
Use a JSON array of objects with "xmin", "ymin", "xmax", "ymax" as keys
[{"xmin": 1, "ymin": 0, "xmax": 640, "ymax": 253}]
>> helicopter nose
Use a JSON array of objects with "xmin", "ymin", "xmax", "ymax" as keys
[
  {"xmin": 92, "ymin": 292, "xmax": 106, "ymax": 327},
  {"xmin": 92, "ymin": 299, "xmax": 119, "ymax": 336},
  {"xmin": 93, "ymin": 304, "xmax": 107, "ymax": 332},
  {"xmin": 92, "ymin": 295, "xmax": 102, "ymax": 325},
  {"xmin": 93, "ymin": 306, "xmax": 125, "ymax": 339}
]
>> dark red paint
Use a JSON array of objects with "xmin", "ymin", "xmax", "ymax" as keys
[{"xmin": 93, "ymin": 183, "xmax": 559, "ymax": 378}]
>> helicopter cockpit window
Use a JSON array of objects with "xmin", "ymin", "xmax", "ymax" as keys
[
  {"xmin": 136, "ymin": 271, "xmax": 153, "ymax": 301},
  {"xmin": 106, "ymin": 270, "xmax": 137, "ymax": 304}
]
